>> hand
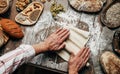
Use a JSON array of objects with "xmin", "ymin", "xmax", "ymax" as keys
[
  {"xmin": 32, "ymin": 28, "xmax": 69, "ymax": 54},
  {"xmin": 44, "ymin": 28, "xmax": 69, "ymax": 51},
  {"xmin": 68, "ymin": 48, "xmax": 90, "ymax": 74}
]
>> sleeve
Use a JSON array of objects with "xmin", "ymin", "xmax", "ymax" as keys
[{"xmin": 0, "ymin": 44, "xmax": 35, "ymax": 74}]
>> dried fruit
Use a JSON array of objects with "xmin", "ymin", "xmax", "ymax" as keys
[{"xmin": 16, "ymin": 0, "xmax": 31, "ymax": 12}]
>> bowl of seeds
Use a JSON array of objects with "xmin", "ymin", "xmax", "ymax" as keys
[{"xmin": 101, "ymin": 0, "xmax": 120, "ymax": 29}]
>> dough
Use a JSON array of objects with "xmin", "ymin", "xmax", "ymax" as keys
[{"xmin": 57, "ymin": 26, "xmax": 89, "ymax": 61}]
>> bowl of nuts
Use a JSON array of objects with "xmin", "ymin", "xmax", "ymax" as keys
[{"xmin": 0, "ymin": 0, "xmax": 9, "ymax": 14}]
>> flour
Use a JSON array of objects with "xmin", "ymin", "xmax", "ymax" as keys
[
  {"xmin": 55, "ymin": 9, "xmax": 102, "ymax": 56},
  {"xmin": 26, "ymin": 8, "xmax": 117, "ymax": 74}
]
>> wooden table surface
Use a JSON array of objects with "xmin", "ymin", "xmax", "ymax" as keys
[{"xmin": 1, "ymin": 0, "xmax": 119, "ymax": 74}]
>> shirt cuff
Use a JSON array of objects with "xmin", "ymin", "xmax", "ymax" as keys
[{"xmin": 19, "ymin": 44, "xmax": 36, "ymax": 62}]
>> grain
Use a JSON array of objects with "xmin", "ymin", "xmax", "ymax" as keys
[
  {"xmin": 106, "ymin": 3, "xmax": 120, "ymax": 27},
  {"xmin": 29, "ymin": 10, "xmax": 40, "ymax": 21}
]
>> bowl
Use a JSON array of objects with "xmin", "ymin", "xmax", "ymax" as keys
[{"xmin": 0, "ymin": 0, "xmax": 10, "ymax": 14}]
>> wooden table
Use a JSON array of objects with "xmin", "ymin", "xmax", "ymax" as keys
[{"xmin": 1, "ymin": 0, "xmax": 119, "ymax": 74}]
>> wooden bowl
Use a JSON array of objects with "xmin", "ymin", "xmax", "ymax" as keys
[
  {"xmin": 0, "ymin": 0, "xmax": 10, "ymax": 14},
  {"xmin": 100, "ymin": 0, "xmax": 120, "ymax": 29},
  {"xmin": 112, "ymin": 30, "xmax": 120, "ymax": 55}
]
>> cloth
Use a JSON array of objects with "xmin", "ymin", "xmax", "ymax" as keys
[{"xmin": 0, "ymin": 44, "xmax": 35, "ymax": 74}]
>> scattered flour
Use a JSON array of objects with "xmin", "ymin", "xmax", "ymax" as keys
[{"xmin": 26, "ymin": 8, "xmax": 118, "ymax": 73}]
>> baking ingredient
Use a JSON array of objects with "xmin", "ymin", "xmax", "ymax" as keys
[
  {"xmin": 106, "ymin": 3, "xmax": 120, "ymax": 28},
  {"xmin": 65, "ymin": 40, "xmax": 80, "ymax": 55},
  {"xmin": 57, "ymin": 26, "xmax": 89, "ymax": 61},
  {"xmin": 70, "ymin": 27, "xmax": 89, "ymax": 38},
  {"xmin": 50, "ymin": 2, "xmax": 65, "ymax": 17},
  {"xmin": 29, "ymin": 10, "xmax": 40, "ymax": 21},
  {"xmin": 68, "ymin": 0, "xmax": 106, "ymax": 12},
  {"xmin": 15, "ymin": 2, "xmax": 44, "ymax": 25},
  {"xmin": 16, "ymin": 0, "xmax": 31, "ymax": 12},
  {"xmin": 100, "ymin": 51, "xmax": 120, "ymax": 74}
]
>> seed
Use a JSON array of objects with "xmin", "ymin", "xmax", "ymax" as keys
[{"xmin": 29, "ymin": 10, "xmax": 40, "ymax": 21}]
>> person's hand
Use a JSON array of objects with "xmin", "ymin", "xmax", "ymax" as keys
[
  {"xmin": 44, "ymin": 28, "xmax": 69, "ymax": 51},
  {"xmin": 32, "ymin": 28, "xmax": 69, "ymax": 54},
  {"xmin": 68, "ymin": 48, "xmax": 90, "ymax": 74}
]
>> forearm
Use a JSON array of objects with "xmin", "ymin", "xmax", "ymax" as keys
[
  {"xmin": 32, "ymin": 41, "xmax": 49, "ymax": 55},
  {"xmin": 0, "ymin": 44, "xmax": 35, "ymax": 74}
]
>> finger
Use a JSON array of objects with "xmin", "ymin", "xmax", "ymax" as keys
[
  {"xmin": 52, "ymin": 46, "xmax": 58, "ymax": 51},
  {"xmin": 77, "ymin": 59, "xmax": 83, "ymax": 70},
  {"xmin": 79, "ymin": 48, "xmax": 89, "ymax": 58},
  {"xmin": 75, "ymin": 48, "xmax": 89, "ymax": 66},
  {"xmin": 57, "ymin": 29, "xmax": 68, "ymax": 35},
  {"xmin": 76, "ymin": 47, "xmax": 86, "ymax": 58},
  {"xmin": 79, "ymin": 57, "xmax": 89, "ymax": 70},
  {"xmin": 83, "ymin": 49, "xmax": 90, "ymax": 60},
  {"xmin": 80, "ymin": 50, "xmax": 90, "ymax": 69},
  {"xmin": 72, "ymin": 57, "xmax": 82, "ymax": 68},
  {"xmin": 59, "ymin": 30, "xmax": 69, "ymax": 38},
  {"xmin": 59, "ymin": 32, "xmax": 70, "ymax": 42},
  {"xmin": 83, "ymin": 55, "xmax": 90, "ymax": 67},
  {"xmin": 83, "ymin": 50, "xmax": 90, "ymax": 64},
  {"xmin": 55, "ymin": 28, "xmax": 63, "ymax": 34},
  {"xmin": 57, "ymin": 43, "xmax": 65, "ymax": 50}
]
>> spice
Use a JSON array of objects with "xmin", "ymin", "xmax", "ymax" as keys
[
  {"xmin": 50, "ymin": 2, "xmax": 65, "ymax": 17},
  {"xmin": 106, "ymin": 3, "xmax": 120, "ymax": 27}
]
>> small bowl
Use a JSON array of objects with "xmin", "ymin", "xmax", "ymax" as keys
[
  {"xmin": 100, "ymin": 0, "xmax": 120, "ymax": 29},
  {"xmin": 0, "ymin": 0, "xmax": 10, "ymax": 14}
]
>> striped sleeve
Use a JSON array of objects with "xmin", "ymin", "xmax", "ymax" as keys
[{"xmin": 0, "ymin": 44, "xmax": 35, "ymax": 74}]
